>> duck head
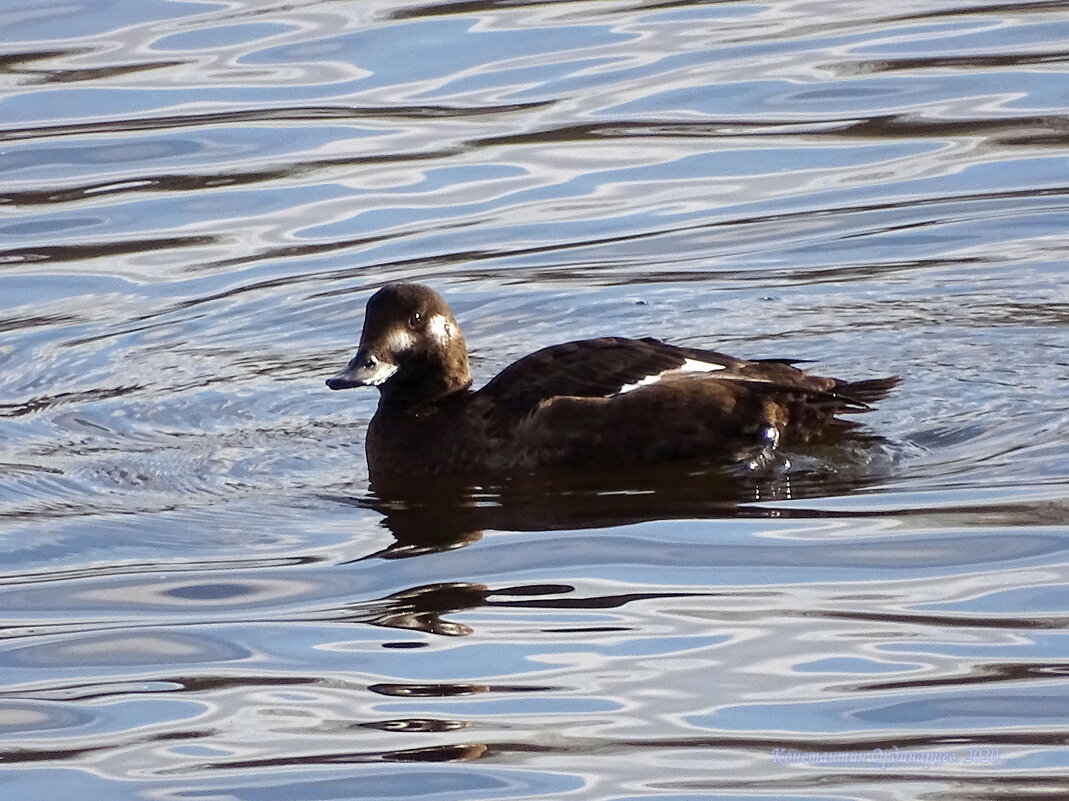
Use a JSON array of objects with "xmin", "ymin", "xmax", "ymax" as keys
[{"xmin": 326, "ymin": 284, "xmax": 472, "ymax": 405}]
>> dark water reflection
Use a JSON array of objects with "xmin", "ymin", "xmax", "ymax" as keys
[{"xmin": 2, "ymin": 0, "xmax": 1069, "ymax": 799}]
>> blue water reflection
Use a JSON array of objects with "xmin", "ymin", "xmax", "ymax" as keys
[{"xmin": 1, "ymin": 0, "xmax": 1067, "ymax": 799}]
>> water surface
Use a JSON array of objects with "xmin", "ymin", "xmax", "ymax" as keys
[{"xmin": 1, "ymin": 0, "xmax": 1068, "ymax": 799}]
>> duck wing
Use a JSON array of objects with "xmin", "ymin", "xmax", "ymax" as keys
[
  {"xmin": 478, "ymin": 336, "xmax": 748, "ymax": 420},
  {"xmin": 478, "ymin": 336, "xmax": 897, "ymax": 422}
]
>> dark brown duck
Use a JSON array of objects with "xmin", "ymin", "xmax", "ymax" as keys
[{"xmin": 326, "ymin": 284, "xmax": 898, "ymax": 481}]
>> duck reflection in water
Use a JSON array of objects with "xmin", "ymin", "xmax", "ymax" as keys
[
  {"xmin": 333, "ymin": 451, "xmax": 888, "ymax": 561},
  {"xmin": 321, "ymin": 454, "xmax": 890, "ymax": 641}
]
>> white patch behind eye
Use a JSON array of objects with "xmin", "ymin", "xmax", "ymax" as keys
[
  {"xmin": 427, "ymin": 314, "xmax": 453, "ymax": 343},
  {"xmin": 616, "ymin": 358, "xmax": 726, "ymax": 394}
]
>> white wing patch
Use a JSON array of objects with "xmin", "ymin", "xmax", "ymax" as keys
[{"xmin": 616, "ymin": 358, "xmax": 726, "ymax": 394}]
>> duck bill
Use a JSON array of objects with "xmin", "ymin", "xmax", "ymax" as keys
[{"xmin": 326, "ymin": 348, "xmax": 398, "ymax": 390}]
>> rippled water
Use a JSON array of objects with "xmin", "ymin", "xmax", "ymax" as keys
[{"xmin": 2, "ymin": 0, "xmax": 1068, "ymax": 798}]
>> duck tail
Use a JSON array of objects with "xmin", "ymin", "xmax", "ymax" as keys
[{"xmin": 835, "ymin": 376, "xmax": 900, "ymax": 409}]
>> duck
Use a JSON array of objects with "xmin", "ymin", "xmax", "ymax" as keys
[{"xmin": 326, "ymin": 283, "xmax": 898, "ymax": 482}]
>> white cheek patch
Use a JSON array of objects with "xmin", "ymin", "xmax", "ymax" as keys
[
  {"xmin": 426, "ymin": 314, "xmax": 453, "ymax": 344},
  {"xmin": 385, "ymin": 329, "xmax": 416, "ymax": 353},
  {"xmin": 616, "ymin": 358, "xmax": 726, "ymax": 394}
]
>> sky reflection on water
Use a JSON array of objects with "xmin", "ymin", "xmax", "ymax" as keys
[{"xmin": 1, "ymin": 0, "xmax": 1068, "ymax": 799}]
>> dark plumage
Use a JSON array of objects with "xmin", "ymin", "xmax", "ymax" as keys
[{"xmin": 326, "ymin": 284, "xmax": 898, "ymax": 482}]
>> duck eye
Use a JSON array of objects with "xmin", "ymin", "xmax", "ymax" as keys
[{"xmin": 407, "ymin": 312, "xmax": 422, "ymax": 329}]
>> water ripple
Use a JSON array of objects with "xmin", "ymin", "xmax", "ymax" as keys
[{"xmin": 1, "ymin": 0, "xmax": 1067, "ymax": 798}]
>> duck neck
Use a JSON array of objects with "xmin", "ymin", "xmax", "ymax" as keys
[{"xmin": 379, "ymin": 357, "xmax": 472, "ymax": 408}]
